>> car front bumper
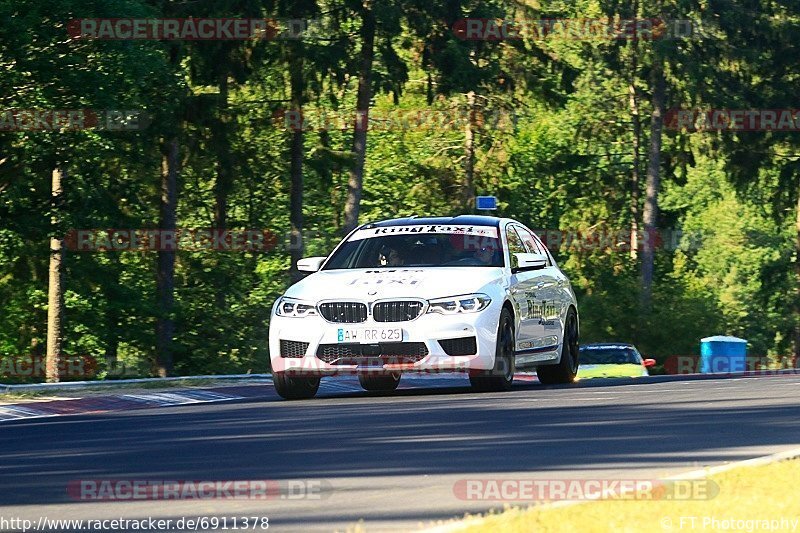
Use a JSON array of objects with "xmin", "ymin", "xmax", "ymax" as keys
[{"xmin": 269, "ymin": 305, "xmax": 501, "ymax": 376}]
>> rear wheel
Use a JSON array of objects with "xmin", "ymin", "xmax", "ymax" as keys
[
  {"xmin": 273, "ymin": 373, "xmax": 320, "ymax": 400},
  {"xmin": 470, "ymin": 307, "xmax": 515, "ymax": 392},
  {"xmin": 537, "ymin": 307, "xmax": 579, "ymax": 385},
  {"xmin": 359, "ymin": 373, "xmax": 401, "ymax": 392}
]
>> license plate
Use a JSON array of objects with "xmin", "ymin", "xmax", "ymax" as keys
[{"xmin": 337, "ymin": 327, "xmax": 402, "ymax": 343}]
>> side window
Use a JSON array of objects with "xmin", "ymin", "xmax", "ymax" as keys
[
  {"xmin": 515, "ymin": 226, "xmax": 542, "ymax": 254},
  {"xmin": 532, "ymin": 234, "xmax": 555, "ymax": 266},
  {"xmin": 517, "ymin": 226, "xmax": 553, "ymax": 267},
  {"xmin": 505, "ymin": 226, "xmax": 526, "ymax": 268}
]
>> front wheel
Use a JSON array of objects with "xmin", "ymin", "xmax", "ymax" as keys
[
  {"xmin": 273, "ymin": 373, "xmax": 320, "ymax": 400},
  {"xmin": 470, "ymin": 307, "xmax": 515, "ymax": 392},
  {"xmin": 537, "ymin": 307, "xmax": 579, "ymax": 385}
]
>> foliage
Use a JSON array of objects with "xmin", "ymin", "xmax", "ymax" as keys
[{"xmin": 2, "ymin": 0, "xmax": 799, "ymax": 379}]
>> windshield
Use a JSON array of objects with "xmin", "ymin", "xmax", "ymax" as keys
[
  {"xmin": 323, "ymin": 224, "xmax": 504, "ymax": 269},
  {"xmin": 579, "ymin": 347, "xmax": 640, "ymax": 365}
]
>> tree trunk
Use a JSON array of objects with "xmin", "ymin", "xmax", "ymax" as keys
[
  {"xmin": 463, "ymin": 90, "xmax": 477, "ymax": 212},
  {"xmin": 628, "ymin": 1, "xmax": 641, "ymax": 259},
  {"xmin": 426, "ymin": 71, "xmax": 433, "ymax": 106},
  {"xmin": 104, "ymin": 260, "xmax": 120, "ymax": 376},
  {"xmin": 105, "ymin": 313, "xmax": 118, "ymax": 375},
  {"xmin": 794, "ymin": 174, "xmax": 800, "ymax": 361},
  {"xmin": 155, "ymin": 137, "xmax": 179, "ymax": 377},
  {"xmin": 641, "ymin": 59, "xmax": 666, "ymax": 308},
  {"xmin": 46, "ymin": 166, "xmax": 65, "ymax": 383},
  {"xmin": 213, "ymin": 71, "xmax": 232, "ymax": 232},
  {"xmin": 629, "ymin": 81, "xmax": 641, "ymax": 259},
  {"xmin": 289, "ymin": 47, "xmax": 305, "ymax": 283},
  {"xmin": 343, "ymin": 1, "xmax": 376, "ymax": 234},
  {"xmin": 213, "ymin": 69, "xmax": 233, "ymax": 306}
]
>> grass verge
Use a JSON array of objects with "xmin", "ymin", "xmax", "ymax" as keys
[{"xmin": 451, "ymin": 458, "xmax": 800, "ymax": 533}]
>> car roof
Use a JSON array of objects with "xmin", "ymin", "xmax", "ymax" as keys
[{"xmin": 363, "ymin": 215, "xmax": 505, "ymax": 228}]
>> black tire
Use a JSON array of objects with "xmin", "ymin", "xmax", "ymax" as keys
[
  {"xmin": 273, "ymin": 373, "xmax": 320, "ymax": 400},
  {"xmin": 470, "ymin": 307, "xmax": 515, "ymax": 392},
  {"xmin": 537, "ymin": 307, "xmax": 579, "ymax": 385},
  {"xmin": 359, "ymin": 373, "xmax": 401, "ymax": 392}
]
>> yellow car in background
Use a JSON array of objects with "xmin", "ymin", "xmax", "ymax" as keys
[{"xmin": 577, "ymin": 343, "xmax": 655, "ymax": 379}]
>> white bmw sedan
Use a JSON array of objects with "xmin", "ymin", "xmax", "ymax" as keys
[{"xmin": 269, "ymin": 216, "xmax": 579, "ymax": 399}]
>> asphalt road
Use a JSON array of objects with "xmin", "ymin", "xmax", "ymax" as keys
[{"xmin": 1, "ymin": 373, "xmax": 799, "ymax": 532}]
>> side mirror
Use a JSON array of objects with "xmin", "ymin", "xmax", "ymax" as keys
[
  {"xmin": 297, "ymin": 256, "xmax": 326, "ymax": 272},
  {"xmin": 512, "ymin": 252, "xmax": 548, "ymax": 272},
  {"xmin": 643, "ymin": 358, "xmax": 656, "ymax": 368}
]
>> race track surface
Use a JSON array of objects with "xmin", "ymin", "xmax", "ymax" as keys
[{"xmin": 2, "ymin": 374, "xmax": 799, "ymax": 532}]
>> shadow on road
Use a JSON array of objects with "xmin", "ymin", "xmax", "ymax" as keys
[{"xmin": 1, "ymin": 376, "xmax": 799, "ymax": 507}]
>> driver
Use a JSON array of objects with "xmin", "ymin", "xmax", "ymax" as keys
[
  {"xmin": 379, "ymin": 245, "xmax": 405, "ymax": 266},
  {"xmin": 474, "ymin": 245, "xmax": 496, "ymax": 265}
]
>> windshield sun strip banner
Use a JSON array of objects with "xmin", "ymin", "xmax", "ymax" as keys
[{"xmin": 349, "ymin": 225, "xmax": 500, "ymax": 241}]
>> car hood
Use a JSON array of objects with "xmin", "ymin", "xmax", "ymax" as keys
[
  {"xmin": 285, "ymin": 267, "xmax": 505, "ymax": 301},
  {"xmin": 577, "ymin": 364, "xmax": 647, "ymax": 379}
]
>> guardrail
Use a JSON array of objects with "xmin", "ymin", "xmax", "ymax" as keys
[{"xmin": 0, "ymin": 374, "xmax": 272, "ymax": 394}]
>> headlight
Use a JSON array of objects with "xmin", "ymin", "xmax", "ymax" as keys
[
  {"xmin": 427, "ymin": 293, "xmax": 491, "ymax": 314},
  {"xmin": 275, "ymin": 297, "xmax": 317, "ymax": 318}
]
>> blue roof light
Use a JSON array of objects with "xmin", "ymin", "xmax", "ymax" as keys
[{"xmin": 476, "ymin": 196, "xmax": 498, "ymax": 210}]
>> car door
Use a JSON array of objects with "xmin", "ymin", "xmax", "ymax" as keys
[
  {"xmin": 505, "ymin": 224, "xmax": 545, "ymax": 350},
  {"xmin": 534, "ymin": 231, "xmax": 573, "ymax": 344},
  {"xmin": 514, "ymin": 225, "xmax": 563, "ymax": 350}
]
